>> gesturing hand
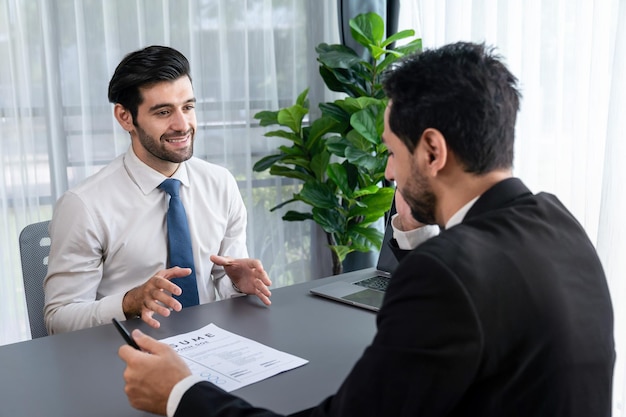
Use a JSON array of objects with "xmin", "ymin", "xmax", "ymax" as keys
[
  {"xmin": 122, "ymin": 266, "xmax": 192, "ymax": 329},
  {"xmin": 210, "ymin": 255, "xmax": 272, "ymax": 306}
]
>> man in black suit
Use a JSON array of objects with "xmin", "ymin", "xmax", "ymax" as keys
[{"xmin": 118, "ymin": 42, "xmax": 615, "ymax": 416}]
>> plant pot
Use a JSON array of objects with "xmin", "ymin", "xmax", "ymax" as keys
[{"xmin": 342, "ymin": 250, "xmax": 378, "ymax": 273}]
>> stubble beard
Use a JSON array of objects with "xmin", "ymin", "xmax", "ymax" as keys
[
  {"xmin": 402, "ymin": 163, "xmax": 438, "ymax": 225},
  {"xmin": 136, "ymin": 123, "xmax": 194, "ymax": 164}
]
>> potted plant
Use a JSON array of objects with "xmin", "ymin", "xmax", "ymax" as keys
[{"xmin": 253, "ymin": 12, "xmax": 421, "ymax": 275}]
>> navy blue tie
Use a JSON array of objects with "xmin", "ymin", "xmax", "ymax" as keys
[{"xmin": 159, "ymin": 179, "xmax": 199, "ymax": 307}]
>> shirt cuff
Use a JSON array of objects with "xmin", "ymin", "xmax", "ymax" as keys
[
  {"xmin": 167, "ymin": 375, "xmax": 206, "ymax": 417},
  {"xmin": 99, "ymin": 291, "xmax": 128, "ymax": 324},
  {"xmin": 391, "ymin": 214, "xmax": 440, "ymax": 250}
]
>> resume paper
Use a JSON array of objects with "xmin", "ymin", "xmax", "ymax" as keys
[{"xmin": 160, "ymin": 323, "xmax": 308, "ymax": 392}]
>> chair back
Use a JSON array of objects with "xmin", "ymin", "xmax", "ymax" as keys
[{"xmin": 19, "ymin": 220, "xmax": 51, "ymax": 339}]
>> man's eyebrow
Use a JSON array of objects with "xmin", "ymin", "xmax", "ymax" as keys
[{"xmin": 148, "ymin": 97, "xmax": 196, "ymax": 112}]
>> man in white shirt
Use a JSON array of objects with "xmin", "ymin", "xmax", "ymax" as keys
[{"xmin": 44, "ymin": 45, "xmax": 272, "ymax": 334}]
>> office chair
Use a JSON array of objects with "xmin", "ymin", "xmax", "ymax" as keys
[{"xmin": 19, "ymin": 220, "xmax": 51, "ymax": 339}]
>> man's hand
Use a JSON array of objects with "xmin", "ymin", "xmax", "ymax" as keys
[
  {"xmin": 210, "ymin": 255, "xmax": 272, "ymax": 306},
  {"xmin": 118, "ymin": 329, "xmax": 191, "ymax": 415},
  {"xmin": 122, "ymin": 267, "xmax": 192, "ymax": 328}
]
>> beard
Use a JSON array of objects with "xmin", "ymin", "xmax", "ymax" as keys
[
  {"xmin": 135, "ymin": 123, "xmax": 194, "ymax": 163},
  {"xmin": 400, "ymin": 164, "xmax": 438, "ymax": 225}
]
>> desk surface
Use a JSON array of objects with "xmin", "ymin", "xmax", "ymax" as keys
[{"xmin": 1, "ymin": 268, "xmax": 377, "ymax": 416}]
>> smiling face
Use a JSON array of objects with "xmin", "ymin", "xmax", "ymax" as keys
[{"xmin": 117, "ymin": 76, "xmax": 197, "ymax": 176}]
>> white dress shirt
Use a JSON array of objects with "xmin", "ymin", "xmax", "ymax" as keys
[{"xmin": 44, "ymin": 146, "xmax": 248, "ymax": 334}]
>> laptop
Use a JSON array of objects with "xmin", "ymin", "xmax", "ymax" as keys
[{"xmin": 309, "ymin": 198, "xmax": 398, "ymax": 312}]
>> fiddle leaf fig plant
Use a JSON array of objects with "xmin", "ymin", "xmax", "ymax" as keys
[{"xmin": 254, "ymin": 12, "xmax": 421, "ymax": 275}]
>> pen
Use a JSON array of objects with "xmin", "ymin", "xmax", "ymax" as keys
[{"xmin": 112, "ymin": 318, "xmax": 140, "ymax": 350}]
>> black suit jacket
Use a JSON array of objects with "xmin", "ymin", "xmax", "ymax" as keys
[{"xmin": 175, "ymin": 178, "xmax": 615, "ymax": 417}]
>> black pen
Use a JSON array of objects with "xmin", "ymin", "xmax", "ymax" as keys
[{"xmin": 112, "ymin": 318, "xmax": 140, "ymax": 350}]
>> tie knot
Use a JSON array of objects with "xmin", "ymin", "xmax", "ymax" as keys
[{"xmin": 159, "ymin": 178, "xmax": 181, "ymax": 197}]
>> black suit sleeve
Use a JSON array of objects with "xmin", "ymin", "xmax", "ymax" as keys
[{"xmin": 174, "ymin": 382, "xmax": 284, "ymax": 417}]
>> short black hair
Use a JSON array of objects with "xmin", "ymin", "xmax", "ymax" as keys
[
  {"xmin": 107, "ymin": 45, "xmax": 192, "ymax": 124},
  {"xmin": 383, "ymin": 42, "xmax": 521, "ymax": 174}
]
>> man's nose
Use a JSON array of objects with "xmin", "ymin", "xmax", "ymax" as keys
[
  {"xmin": 384, "ymin": 157, "xmax": 394, "ymax": 182},
  {"xmin": 170, "ymin": 109, "xmax": 189, "ymax": 131}
]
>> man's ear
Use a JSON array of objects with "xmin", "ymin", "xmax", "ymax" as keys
[
  {"xmin": 420, "ymin": 128, "xmax": 448, "ymax": 176},
  {"xmin": 114, "ymin": 104, "xmax": 134, "ymax": 132}
]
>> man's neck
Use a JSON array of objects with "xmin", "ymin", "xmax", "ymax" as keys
[{"xmin": 437, "ymin": 169, "xmax": 512, "ymax": 226}]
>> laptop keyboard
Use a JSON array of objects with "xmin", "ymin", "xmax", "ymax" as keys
[{"xmin": 354, "ymin": 276, "xmax": 390, "ymax": 292}]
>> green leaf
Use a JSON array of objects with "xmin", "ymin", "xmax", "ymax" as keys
[
  {"xmin": 381, "ymin": 29, "xmax": 416, "ymax": 48},
  {"xmin": 269, "ymin": 166, "xmax": 313, "ymax": 182},
  {"xmin": 307, "ymin": 116, "xmax": 339, "ymax": 152},
  {"xmin": 282, "ymin": 210, "xmax": 313, "ymax": 221},
  {"xmin": 313, "ymin": 207, "xmax": 345, "ymax": 234},
  {"xmin": 281, "ymin": 156, "xmax": 312, "ymax": 170},
  {"xmin": 350, "ymin": 225, "xmax": 384, "ymax": 249},
  {"xmin": 316, "ymin": 43, "xmax": 362, "ymax": 69},
  {"xmin": 278, "ymin": 145, "xmax": 305, "ymax": 156},
  {"xmin": 325, "ymin": 135, "xmax": 349, "ymax": 157},
  {"xmin": 277, "ymin": 105, "xmax": 308, "ymax": 134},
  {"xmin": 335, "ymin": 96, "xmax": 382, "ymax": 113},
  {"xmin": 349, "ymin": 12, "xmax": 385, "ymax": 47},
  {"xmin": 395, "ymin": 38, "xmax": 423, "ymax": 56},
  {"xmin": 352, "ymin": 184, "xmax": 381, "ymax": 198},
  {"xmin": 319, "ymin": 102, "xmax": 351, "ymax": 126},
  {"xmin": 295, "ymin": 88, "xmax": 309, "ymax": 107},
  {"xmin": 345, "ymin": 129, "xmax": 373, "ymax": 151},
  {"xmin": 370, "ymin": 45, "xmax": 386, "ymax": 61},
  {"xmin": 318, "ymin": 66, "xmax": 351, "ymax": 95},
  {"xmin": 375, "ymin": 102, "xmax": 386, "ymax": 136},
  {"xmin": 326, "ymin": 163, "xmax": 351, "ymax": 196},
  {"xmin": 310, "ymin": 150, "xmax": 330, "ymax": 181},
  {"xmin": 344, "ymin": 160, "xmax": 360, "ymax": 190},
  {"xmin": 322, "ymin": 67, "xmax": 369, "ymax": 97},
  {"xmin": 351, "ymin": 108, "xmax": 379, "ymax": 145},
  {"xmin": 254, "ymin": 110, "xmax": 279, "ymax": 126},
  {"xmin": 377, "ymin": 53, "xmax": 400, "ymax": 74},
  {"xmin": 377, "ymin": 38, "xmax": 423, "ymax": 74},
  {"xmin": 345, "ymin": 148, "xmax": 381, "ymax": 171},
  {"xmin": 350, "ymin": 188, "xmax": 395, "ymax": 219},
  {"xmin": 264, "ymin": 129, "xmax": 302, "ymax": 143},
  {"xmin": 300, "ymin": 182, "xmax": 337, "ymax": 209},
  {"xmin": 253, "ymin": 154, "xmax": 283, "ymax": 172}
]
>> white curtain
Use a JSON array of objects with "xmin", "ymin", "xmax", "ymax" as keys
[
  {"xmin": 0, "ymin": 0, "xmax": 342, "ymax": 345},
  {"xmin": 403, "ymin": 0, "xmax": 626, "ymax": 414}
]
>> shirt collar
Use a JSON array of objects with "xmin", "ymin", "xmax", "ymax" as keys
[
  {"xmin": 445, "ymin": 196, "xmax": 480, "ymax": 229},
  {"xmin": 122, "ymin": 146, "xmax": 190, "ymax": 195}
]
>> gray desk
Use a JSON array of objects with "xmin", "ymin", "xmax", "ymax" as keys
[{"xmin": 0, "ymin": 268, "xmax": 377, "ymax": 416}]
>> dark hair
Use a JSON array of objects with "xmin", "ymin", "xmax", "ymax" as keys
[
  {"xmin": 382, "ymin": 42, "xmax": 521, "ymax": 174},
  {"xmin": 107, "ymin": 45, "xmax": 192, "ymax": 124}
]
